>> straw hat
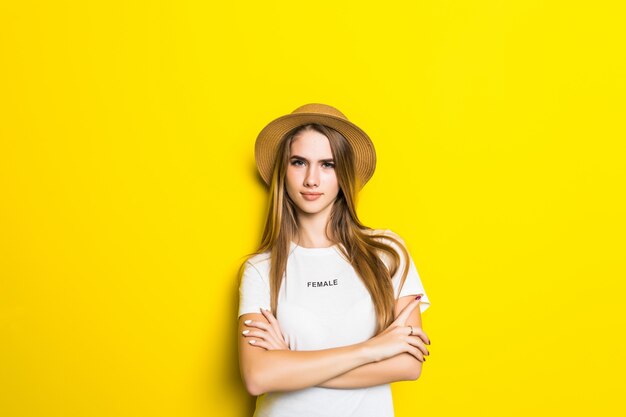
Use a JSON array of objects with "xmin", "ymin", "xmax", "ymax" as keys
[{"xmin": 254, "ymin": 103, "xmax": 377, "ymax": 189}]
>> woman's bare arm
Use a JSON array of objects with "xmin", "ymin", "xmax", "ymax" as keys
[
  {"xmin": 238, "ymin": 297, "xmax": 425, "ymax": 395},
  {"xmin": 317, "ymin": 353, "xmax": 422, "ymax": 388},
  {"xmin": 238, "ymin": 312, "xmax": 374, "ymax": 395},
  {"xmin": 316, "ymin": 295, "xmax": 429, "ymax": 388}
]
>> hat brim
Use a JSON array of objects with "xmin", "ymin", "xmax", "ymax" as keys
[{"xmin": 255, "ymin": 112, "xmax": 376, "ymax": 189}]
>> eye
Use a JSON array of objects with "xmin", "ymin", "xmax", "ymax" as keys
[
  {"xmin": 290, "ymin": 159, "xmax": 305, "ymax": 166},
  {"xmin": 322, "ymin": 162, "xmax": 335, "ymax": 169}
]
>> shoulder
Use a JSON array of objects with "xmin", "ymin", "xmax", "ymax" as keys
[
  {"xmin": 245, "ymin": 251, "xmax": 271, "ymax": 268},
  {"xmin": 365, "ymin": 228, "xmax": 412, "ymax": 267},
  {"xmin": 365, "ymin": 228, "xmax": 408, "ymax": 247},
  {"xmin": 242, "ymin": 251, "xmax": 271, "ymax": 278}
]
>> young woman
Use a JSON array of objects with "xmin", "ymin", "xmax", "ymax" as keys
[{"xmin": 237, "ymin": 103, "xmax": 432, "ymax": 417}]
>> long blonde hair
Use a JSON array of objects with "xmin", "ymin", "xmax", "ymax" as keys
[{"xmin": 241, "ymin": 123, "xmax": 411, "ymax": 334}]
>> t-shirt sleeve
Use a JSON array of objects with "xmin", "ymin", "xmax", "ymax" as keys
[
  {"xmin": 384, "ymin": 230, "xmax": 431, "ymax": 314},
  {"xmin": 238, "ymin": 261, "xmax": 271, "ymax": 318}
]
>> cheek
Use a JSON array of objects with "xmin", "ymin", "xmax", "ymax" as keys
[
  {"xmin": 285, "ymin": 167, "xmax": 296, "ymax": 183},
  {"xmin": 285, "ymin": 168, "xmax": 299, "ymax": 192},
  {"xmin": 322, "ymin": 174, "xmax": 339, "ymax": 196},
  {"xmin": 325, "ymin": 171, "xmax": 339, "ymax": 187}
]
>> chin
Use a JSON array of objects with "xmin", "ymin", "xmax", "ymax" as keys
[
  {"xmin": 296, "ymin": 205, "xmax": 321, "ymax": 214},
  {"xmin": 297, "ymin": 202, "xmax": 333, "ymax": 216}
]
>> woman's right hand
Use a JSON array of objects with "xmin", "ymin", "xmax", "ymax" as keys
[{"xmin": 362, "ymin": 295, "xmax": 430, "ymax": 363}]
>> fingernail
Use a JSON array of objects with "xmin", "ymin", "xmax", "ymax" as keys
[
  {"xmin": 249, "ymin": 340, "xmax": 256, "ymax": 344},
  {"xmin": 242, "ymin": 330, "xmax": 250, "ymax": 335},
  {"xmin": 244, "ymin": 320, "xmax": 252, "ymax": 324},
  {"xmin": 415, "ymin": 294, "xmax": 422, "ymax": 300}
]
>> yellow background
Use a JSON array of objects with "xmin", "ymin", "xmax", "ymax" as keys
[{"xmin": 1, "ymin": 1, "xmax": 624, "ymax": 416}]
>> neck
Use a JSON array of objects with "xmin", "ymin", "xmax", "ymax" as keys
[{"xmin": 294, "ymin": 206, "xmax": 335, "ymax": 248}]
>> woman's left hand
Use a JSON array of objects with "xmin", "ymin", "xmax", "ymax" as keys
[{"xmin": 242, "ymin": 308, "xmax": 290, "ymax": 351}]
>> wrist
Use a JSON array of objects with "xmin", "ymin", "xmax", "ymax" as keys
[{"xmin": 356, "ymin": 339, "xmax": 379, "ymax": 364}]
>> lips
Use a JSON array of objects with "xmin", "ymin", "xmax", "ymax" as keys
[{"xmin": 301, "ymin": 192, "xmax": 322, "ymax": 201}]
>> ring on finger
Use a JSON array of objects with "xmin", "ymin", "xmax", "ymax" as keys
[{"xmin": 409, "ymin": 325, "xmax": 414, "ymax": 336}]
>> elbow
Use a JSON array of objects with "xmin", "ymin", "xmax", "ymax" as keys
[
  {"xmin": 242, "ymin": 370, "xmax": 268, "ymax": 396},
  {"xmin": 403, "ymin": 355, "xmax": 423, "ymax": 381},
  {"xmin": 245, "ymin": 380, "xmax": 264, "ymax": 397},
  {"xmin": 406, "ymin": 365, "xmax": 422, "ymax": 381}
]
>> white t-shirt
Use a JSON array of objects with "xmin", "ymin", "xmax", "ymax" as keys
[{"xmin": 238, "ymin": 229, "xmax": 431, "ymax": 417}]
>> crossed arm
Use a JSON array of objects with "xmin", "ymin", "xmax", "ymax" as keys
[
  {"xmin": 238, "ymin": 295, "xmax": 429, "ymax": 395},
  {"xmin": 316, "ymin": 295, "xmax": 425, "ymax": 389}
]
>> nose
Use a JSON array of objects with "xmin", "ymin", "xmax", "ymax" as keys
[{"xmin": 304, "ymin": 165, "xmax": 319, "ymax": 188}]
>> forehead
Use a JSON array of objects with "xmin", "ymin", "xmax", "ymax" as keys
[{"xmin": 289, "ymin": 129, "xmax": 333, "ymax": 157}]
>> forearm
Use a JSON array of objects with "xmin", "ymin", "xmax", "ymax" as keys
[
  {"xmin": 242, "ymin": 342, "xmax": 374, "ymax": 395},
  {"xmin": 316, "ymin": 353, "xmax": 422, "ymax": 389}
]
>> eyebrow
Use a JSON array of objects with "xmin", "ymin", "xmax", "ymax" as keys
[{"xmin": 290, "ymin": 155, "xmax": 335, "ymax": 163}]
